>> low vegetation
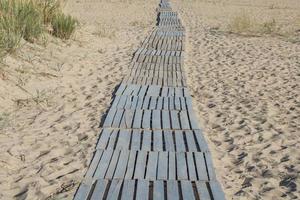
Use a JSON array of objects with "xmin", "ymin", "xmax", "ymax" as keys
[
  {"xmin": 228, "ymin": 12, "xmax": 279, "ymax": 36},
  {"xmin": 52, "ymin": 13, "xmax": 77, "ymax": 39},
  {"xmin": 0, "ymin": 0, "xmax": 77, "ymax": 58}
]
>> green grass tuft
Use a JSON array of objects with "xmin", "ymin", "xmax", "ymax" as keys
[{"xmin": 51, "ymin": 13, "xmax": 77, "ymax": 39}]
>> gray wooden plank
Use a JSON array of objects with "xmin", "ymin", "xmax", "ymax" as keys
[
  {"xmin": 205, "ymin": 153, "xmax": 216, "ymax": 180},
  {"xmin": 103, "ymin": 108, "xmax": 117, "ymax": 127},
  {"xmin": 85, "ymin": 150, "xmax": 103, "ymax": 178},
  {"xmin": 179, "ymin": 111, "xmax": 190, "ymax": 129},
  {"xmin": 107, "ymin": 130, "xmax": 118, "ymax": 150},
  {"xmin": 176, "ymin": 152, "xmax": 188, "ymax": 180},
  {"xmin": 196, "ymin": 181, "xmax": 211, "ymax": 200},
  {"xmin": 175, "ymin": 130, "xmax": 186, "ymax": 152},
  {"xmin": 134, "ymin": 151, "xmax": 147, "ymax": 179},
  {"xmin": 131, "ymin": 130, "xmax": 141, "ymax": 150},
  {"xmin": 106, "ymin": 179, "xmax": 123, "ymax": 200},
  {"xmin": 153, "ymin": 130, "xmax": 163, "ymax": 151},
  {"xmin": 116, "ymin": 130, "xmax": 131, "ymax": 150},
  {"xmin": 106, "ymin": 150, "xmax": 121, "ymax": 179},
  {"xmin": 194, "ymin": 130, "xmax": 209, "ymax": 152},
  {"xmin": 164, "ymin": 130, "xmax": 175, "ymax": 151},
  {"xmin": 125, "ymin": 151, "xmax": 137, "ymax": 179},
  {"xmin": 136, "ymin": 180, "xmax": 149, "ymax": 200},
  {"xmin": 157, "ymin": 151, "xmax": 168, "ymax": 180},
  {"xmin": 90, "ymin": 179, "xmax": 108, "ymax": 200},
  {"xmin": 112, "ymin": 109, "xmax": 124, "ymax": 127},
  {"xmin": 114, "ymin": 150, "xmax": 130, "ymax": 179},
  {"xmin": 133, "ymin": 110, "xmax": 143, "ymax": 128},
  {"xmin": 194, "ymin": 152, "xmax": 209, "ymax": 181},
  {"xmin": 96, "ymin": 129, "xmax": 112, "ymax": 149},
  {"xmin": 145, "ymin": 151, "xmax": 158, "ymax": 180},
  {"xmin": 185, "ymin": 130, "xmax": 198, "ymax": 152},
  {"xmin": 210, "ymin": 181, "xmax": 226, "ymax": 200},
  {"xmin": 162, "ymin": 110, "xmax": 171, "ymax": 129},
  {"xmin": 120, "ymin": 180, "xmax": 135, "ymax": 200},
  {"xmin": 153, "ymin": 180, "xmax": 165, "ymax": 200},
  {"xmin": 124, "ymin": 109, "xmax": 134, "ymax": 128},
  {"xmin": 167, "ymin": 180, "xmax": 180, "ymax": 200},
  {"xmin": 181, "ymin": 181, "xmax": 195, "ymax": 200},
  {"xmin": 186, "ymin": 152, "xmax": 198, "ymax": 181},
  {"xmin": 142, "ymin": 130, "xmax": 152, "ymax": 151},
  {"xmin": 171, "ymin": 111, "xmax": 180, "ymax": 129},
  {"xmin": 152, "ymin": 110, "xmax": 161, "ymax": 129},
  {"xmin": 168, "ymin": 152, "xmax": 176, "ymax": 180},
  {"xmin": 94, "ymin": 149, "xmax": 114, "ymax": 179},
  {"xmin": 142, "ymin": 110, "xmax": 151, "ymax": 129},
  {"xmin": 74, "ymin": 183, "xmax": 91, "ymax": 200}
]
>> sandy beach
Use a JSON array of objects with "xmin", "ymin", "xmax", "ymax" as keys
[{"xmin": 0, "ymin": 0, "xmax": 299, "ymax": 199}]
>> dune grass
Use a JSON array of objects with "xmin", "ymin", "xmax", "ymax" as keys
[
  {"xmin": 0, "ymin": 0, "xmax": 77, "ymax": 58},
  {"xmin": 52, "ymin": 13, "xmax": 77, "ymax": 39}
]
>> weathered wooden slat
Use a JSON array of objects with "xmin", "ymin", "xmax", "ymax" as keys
[
  {"xmin": 167, "ymin": 180, "xmax": 180, "ymax": 200},
  {"xmin": 120, "ymin": 180, "xmax": 135, "ymax": 200},
  {"xmin": 90, "ymin": 179, "xmax": 108, "ymax": 200},
  {"xmin": 181, "ymin": 181, "xmax": 195, "ymax": 200},
  {"xmin": 157, "ymin": 151, "xmax": 168, "ymax": 180},
  {"xmin": 153, "ymin": 180, "xmax": 165, "ymax": 200},
  {"xmin": 136, "ymin": 180, "xmax": 149, "ymax": 200},
  {"xmin": 145, "ymin": 151, "xmax": 158, "ymax": 180}
]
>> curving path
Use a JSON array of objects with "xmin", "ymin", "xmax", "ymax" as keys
[{"xmin": 73, "ymin": 0, "xmax": 225, "ymax": 199}]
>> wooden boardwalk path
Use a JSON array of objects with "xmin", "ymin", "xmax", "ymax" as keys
[{"xmin": 74, "ymin": 0, "xmax": 225, "ymax": 199}]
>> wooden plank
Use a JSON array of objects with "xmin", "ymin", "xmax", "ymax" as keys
[
  {"xmin": 153, "ymin": 180, "xmax": 165, "ymax": 200},
  {"xmin": 153, "ymin": 130, "xmax": 163, "ymax": 151},
  {"xmin": 181, "ymin": 181, "xmax": 195, "ymax": 200},
  {"xmin": 107, "ymin": 130, "xmax": 118, "ymax": 150},
  {"xmin": 194, "ymin": 130, "xmax": 209, "ymax": 152},
  {"xmin": 74, "ymin": 183, "xmax": 91, "ymax": 200},
  {"xmin": 210, "ymin": 181, "xmax": 226, "ymax": 200},
  {"xmin": 168, "ymin": 152, "xmax": 176, "ymax": 180},
  {"xmin": 152, "ymin": 110, "xmax": 161, "ymax": 129},
  {"xmin": 195, "ymin": 182, "xmax": 211, "ymax": 200},
  {"xmin": 94, "ymin": 149, "xmax": 113, "ymax": 179},
  {"xmin": 103, "ymin": 108, "xmax": 117, "ymax": 127},
  {"xmin": 167, "ymin": 180, "xmax": 180, "ymax": 200},
  {"xmin": 121, "ymin": 180, "xmax": 135, "ymax": 200},
  {"xmin": 164, "ymin": 130, "xmax": 175, "ymax": 151},
  {"xmin": 175, "ymin": 130, "xmax": 186, "ymax": 152},
  {"xmin": 142, "ymin": 130, "xmax": 152, "ymax": 151},
  {"xmin": 116, "ymin": 130, "xmax": 131, "ymax": 150},
  {"xmin": 106, "ymin": 179, "xmax": 123, "ymax": 200},
  {"xmin": 205, "ymin": 153, "xmax": 216, "ymax": 180},
  {"xmin": 133, "ymin": 110, "xmax": 143, "ymax": 128},
  {"xmin": 114, "ymin": 150, "xmax": 130, "ymax": 179},
  {"xmin": 106, "ymin": 150, "xmax": 121, "ymax": 179},
  {"xmin": 85, "ymin": 150, "xmax": 103, "ymax": 178},
  {"xmin": 170, "ymin": 111, "xmax": 180, "ymax": 129},
  {"xmin": 179, "ymin": 111, "xmax": 190, "ymax": 130},
  {"xmin": 184, "ymin": 130, "xmax": 198, "ymax": 152},
  {"xmin": 142, "ymin": 110, "xmax": 151, "ymax": 129},
  {"xmin": 134, "ymin": 151, "xmax": 147, "ymax": 179},
  {"xmin": 145, "ymin": 151, "xmax": 158, "ymax": 180},
  {"xmin": 162, "ymin": 110, "xmax": 171, "ymax": 129},
  {"xmin": 194, "ymin": 152, "xmax": 209, "ymax": 181},
  {"xmin": 90, "ymin": 179, "xmax": 108, "ymax": 200},
  {"xmin": 136, "ymin": 180, "xmax": 149, "ymax": 200},
  {"xmin": 131, "ymin": 130, "xmax": 141, "ymax": 150},
  {"xmin": 96, "ymin": 129, "xmax": 111, "ymax": 149},
  {"xmin": 125, "ymin": 151, "xmax": 137, "ymax": 179},
  {"xmin": 186, "ymin": 152, "xmax": 197, "ymax": 180},
  {"xmin": 176, "ymin": 152, "xmax": 188, "ymax": 180},
  {"xmin": 112, "ymin": 109, "xmax": 124, "ymax": 127},
  {"xmin": 157, "ymin": 151, "xmax": 168, "ymax": 180}
]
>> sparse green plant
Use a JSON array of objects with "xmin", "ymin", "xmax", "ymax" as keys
[
  {"xmin": 51, "ymin": 13, "xmax": 77, "ymax": 39},
  {"xmin": 0, "ymin": 112, "xmax": 10, "ymax": 130},
  {"xmin": 36, "ymin": 0, "xmax": 61, "ymax": 24}
]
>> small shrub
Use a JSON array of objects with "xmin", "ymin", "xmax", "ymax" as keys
[
  {"xmin": 228, "ymin": 12, "xmax": 252, "ymax": 33},
  {"xmin": 51, "ymin": 13, "xmax": 77, "ymax": 39}
]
